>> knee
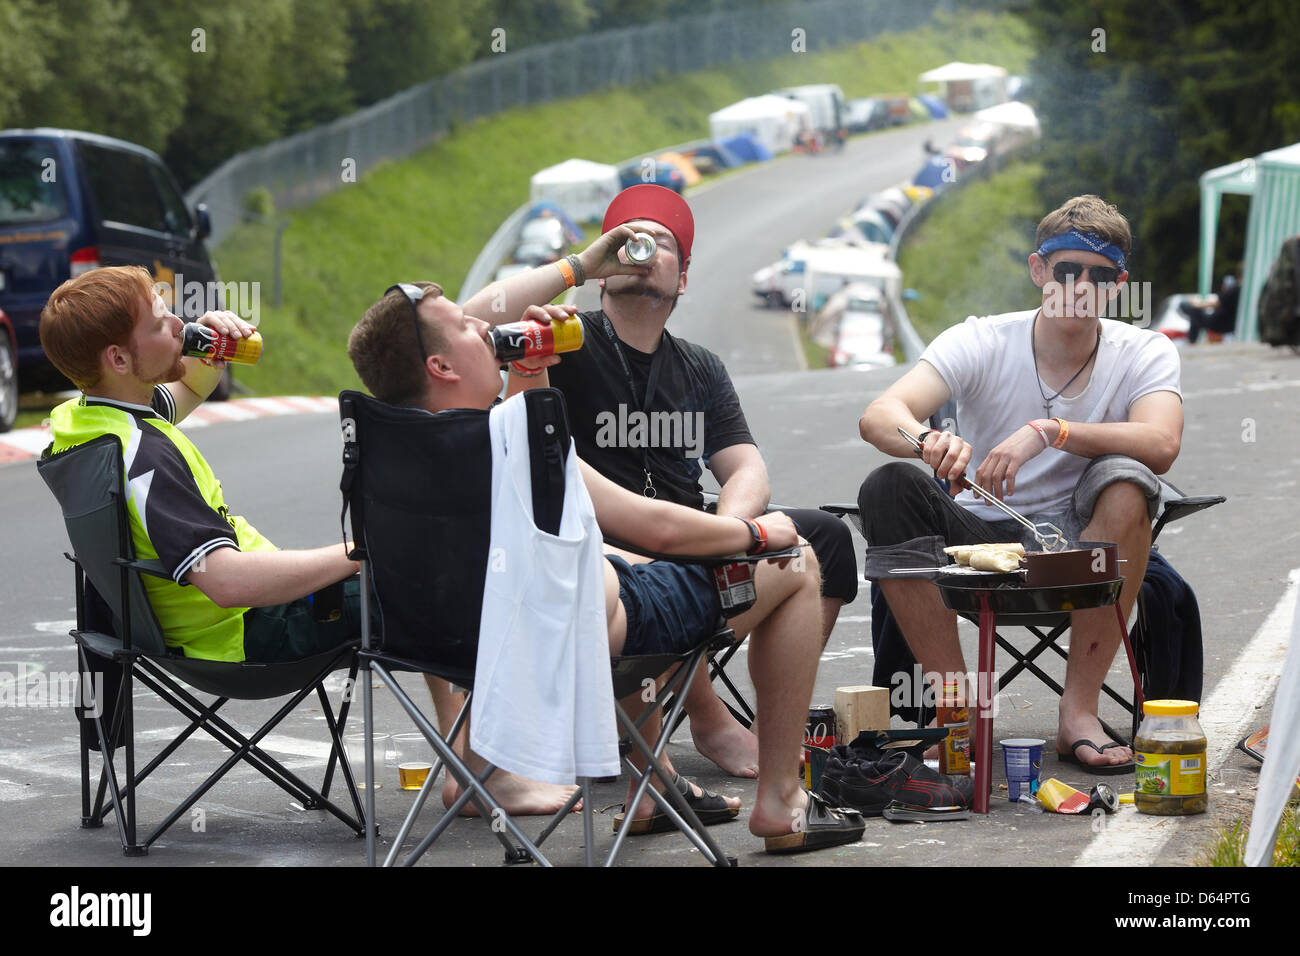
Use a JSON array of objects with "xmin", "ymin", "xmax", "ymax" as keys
[{"xmin": 1092, "ymin": 480, "xmax": 1150, "ymax": 527}]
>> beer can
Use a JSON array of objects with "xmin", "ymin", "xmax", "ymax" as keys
[
  {"xmin": 711, "ymin": 560, "xmax": 756, "ymax": 615},
  {"xmin": 181, "ymin": 322, "xmax": 263, "ymax": 365},
  {"xmin": 490, "ymin": 316, "xmax": 584, "ymax": 364},
  {"xmin": 625, "ymin": 232, "xmax": 657, "ymax": 264},
  {"xmin": 804, "ymin": 705, "xmax": 837, "ymax": 788}
]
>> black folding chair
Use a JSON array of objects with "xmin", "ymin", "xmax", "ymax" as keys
[
  {"xmin": 823, "ymin": 404, "xmax": 1224, "ymax": 740},
  {"xmin": 38, "ymin": 434, "xmax": 363, "ymax": 856},
  {"xmin": 339, "ymin": 388, "xmax": 792, "ymax": 866}
]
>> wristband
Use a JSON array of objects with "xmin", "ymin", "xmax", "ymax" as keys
[
  {"xmin": 509, "ymin": 361, "xmax": 545, "ymax": 377},
  {"xmin": 555, "ymin": 258, "xmax": 576, "ymax": 289},
  {"xmin": 917, "ymin": 429, "xmax": 935, "ymax": 449},
  {"xmin": 565, "ymin": 254, "xmax": 586, "ymax": 287},
  {"xmin": 738, "ymin": 517, "xmax": 767, "ymax": 555},
  {"xmin": 1051, "ymin": 417, "xmax": 1070, "ymax": 449},
  {"xmin": 1026, "ymin": 420, "xmax": 1050, "ymax": 449}
]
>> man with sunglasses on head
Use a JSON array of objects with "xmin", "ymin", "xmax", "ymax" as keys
[
  {"xmin": 345, "ymin": 283, "xmax": 866, "ymax": 854},
  {"xmin": 856, "ymin": 195, "xmax": 1183, "ymax": 774},
  {"xmin": 463, "ymin": 185, "xmax": 860, "ymax": 781}
]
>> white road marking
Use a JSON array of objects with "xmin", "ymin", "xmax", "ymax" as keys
[{"xmin": 1074, "ymin": 567, "xmax": 1299, "ymax": 867}]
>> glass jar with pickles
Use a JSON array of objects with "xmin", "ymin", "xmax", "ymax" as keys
[{"xmin": 1133, "ymin": 699, "xmax": 1207, "ymax": 815}]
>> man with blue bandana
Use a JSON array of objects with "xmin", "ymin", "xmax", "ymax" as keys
[{"xmin": 856, "ymin": 195, "xmax": 1182, "ymax": 774}]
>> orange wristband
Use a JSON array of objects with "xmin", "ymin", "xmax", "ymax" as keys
[
  {"xmin": 555, "ymin": 258, "xmax": 576, "ymax": 289},
  {"xmin": 1051, "ymin": 418, "xmax": 1070, "ymax": 449}
]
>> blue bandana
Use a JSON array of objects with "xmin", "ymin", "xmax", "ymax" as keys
[{"xmin": 1035, "ymin": 229, "xmax": 1126, "ymax": 270}]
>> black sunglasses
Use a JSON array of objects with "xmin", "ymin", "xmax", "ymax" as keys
[
  {"xmin": 1051, "ymin": 260, "xmax": 1122, "ymax": 286},
  {"xmin": 386, "ymin": 283, "xmax": 429, "ymax": 360}
]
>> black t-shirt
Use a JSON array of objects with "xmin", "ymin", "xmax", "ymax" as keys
[{"xmin": 547, "ymin": 310, "xmax": 754, "ymax": 508}]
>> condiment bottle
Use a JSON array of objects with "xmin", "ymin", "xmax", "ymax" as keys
[
  {"xmin": 937, "ymin": 679, "xmax": 970, "ymax": 775},
  {"xmin": 1134, "ymin": 699, "xmax": 1207, "ymax": 815}
]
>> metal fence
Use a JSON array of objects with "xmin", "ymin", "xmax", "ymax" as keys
[{"xmin": 186, "ymin": 0, "xmax": 944, "ymax": 245}]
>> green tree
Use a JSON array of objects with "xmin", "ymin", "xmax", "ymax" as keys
[{"xmin": 1024, "ymin": 0, "xmax": 1300, "ymax": 300}]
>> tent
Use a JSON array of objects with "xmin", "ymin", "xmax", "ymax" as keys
[
  {"xmin": 657, "ymin": 151, "xmax": 702, "ymax": 187},
  {"xmin": 917, "ymin": 93, "xmax": 950, "ymax": 119},
  {"xmin": 1245, "ymin": 591, "xmax": 1300, "ymax": 866},
  {"xmin": 708, "ymin": 95, "xmax": 811, "ymax": 155},
  {"xmin": 529, "ymin": 158, "xmax": 620, "ymax": 223},
  {"xmin": 914, "ymin": 155, "xmax": 956, "ymax": 189},
  {"xmin": 719, "ymin": 133, "xmax": 773, "ymax": 163},
  {"xmin": 907, "ymin": 97, "xmax": 931, "ymax": 122},
  {"xmin": 1198, "ymin": 141, "xmax": 1300, "ymax": 341},
  {"xmin": 918, "ymin": 61, "xmax": 1008, "ymax": 112}
]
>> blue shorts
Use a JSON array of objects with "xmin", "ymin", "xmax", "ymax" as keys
[{"xmin": 606, "ymin": 556, "xmax": 722, "ymax": 656}]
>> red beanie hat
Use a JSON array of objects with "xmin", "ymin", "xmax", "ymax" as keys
[{"xmin": 602, "ymin": 184, "xmax": 694, "ymax": 265}]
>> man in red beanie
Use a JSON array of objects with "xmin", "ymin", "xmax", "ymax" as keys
[{"xmin": 463, "ymin": 185, "xmax": 859, "ymax": 793}]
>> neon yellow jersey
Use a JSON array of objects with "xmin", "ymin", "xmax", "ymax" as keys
[{"xmin": 49, "ymin": 389, "xmax": 277, "ymax": 661}]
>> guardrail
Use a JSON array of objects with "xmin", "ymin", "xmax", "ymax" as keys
[{"xmin": 186, "ymin": 0, "xmax": 943, "ymax": 247}]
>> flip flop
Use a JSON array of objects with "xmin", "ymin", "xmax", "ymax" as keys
[
  {"xmin": 764, "ymin": 791, "xmax": 866, "ymax": 855},
  {"xmin": 613, "ymin": 772, "xmax": 740, "ymax": 834},
  {"xmin": 1057, "ymin": 738, "xmax": 1134, "ymax": 775}
]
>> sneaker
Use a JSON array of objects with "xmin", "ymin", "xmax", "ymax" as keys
[{"xmin": 817, "ymin": 749, "xmax": 974, "ymax": 817}]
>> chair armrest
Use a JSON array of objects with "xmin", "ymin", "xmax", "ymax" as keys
[
  {"xmin": 602, "ymin": 536, "xmax": 801, "ymax": 567},
  {"xmin": 1151, "ymin": 494, "xmax": 1227, "ymax": 544},
  {"xmin": 113, "ymin": 556, "xmax": 172, "ymax": 580},
  {"xmin": 819, "ymin": 503, "xmax": 864, "ymax": 536}
]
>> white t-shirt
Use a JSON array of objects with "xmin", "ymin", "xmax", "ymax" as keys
[{"xmin": 920, "ymin": 310, "xmax": 1182, "ymax": 521}]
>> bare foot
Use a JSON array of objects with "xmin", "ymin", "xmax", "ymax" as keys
[
  {"xmin": 1055, "ymin": 712, "xmax": 1133, "ymax": 768},
  {"xmin": 443, "ymin": 770, "xmax": 580, "ymax": 817},
  {"xmin": 748, "ymin": 787, "xmax": 808, "ymax": 838},
  {"xmin": 691, "ymin": 720, "xmax": 760, "ymax": 779}
]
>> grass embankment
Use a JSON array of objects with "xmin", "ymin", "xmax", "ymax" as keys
[
  {"xmin": 896, "ymin": 159, "xmax": 1045, "ymax": 343},
  {"xmin": 209, "ymin": 9, "xmax": 1033, "ymax": 398}
]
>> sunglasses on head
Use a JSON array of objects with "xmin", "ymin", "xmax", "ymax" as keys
[
  {"xmin": 386, "ymin": 283, "xmax": 429, "ymax": 360},
  {"xmin": 1051, "ymin": 260, "xmax": 1122, "ymax": 286}
]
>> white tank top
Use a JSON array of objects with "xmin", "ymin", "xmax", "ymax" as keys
[{"xmin": 469, "ymin": 394, "xmax": 619, "ymax": 784}]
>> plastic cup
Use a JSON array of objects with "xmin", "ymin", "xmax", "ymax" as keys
[
  {"xmin": 1000, "ymin": 738, "xmax": 1046, "ymax": 803},
  {"xmin": 345, "ymin": 732, "xmax": 390, "ymax": 790},
  {"xmin": 393, "ymin": 732, "xmax": 435, "ymax": 791}
]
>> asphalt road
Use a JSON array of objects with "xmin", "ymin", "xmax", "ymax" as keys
[{"xmin": 2, "ymin": 119, "xmax": 1298, "ymax": 869}]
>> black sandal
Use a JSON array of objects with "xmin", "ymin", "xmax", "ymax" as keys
[
  {"xmin": 613, "ymin": 772, "xmax": 740, "ymax": 834},
  {"xmin": 764, "ymin": 791, "xmax": 866, "ymax": 854}
]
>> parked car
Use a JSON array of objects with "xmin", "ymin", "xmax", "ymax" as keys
[
  {"xmin": 829, "ymin": 287, "xmax": 896, "ymax": 369},
  {"xmin": 1151, "ymin": 294, "xmax": 1195, "ymax": 344},
  {"xmin": 0, "ymin": 128, "xmax": 225, "ymax": 398},
  {"xmin": 844, "ymin": 98, "xmax": 890, "ymax": 133},
  {"xmin": 617, "ymin": 157, "xmax": 686, "ymax": 193},
  {"xmin": 0, "ymin": 307, "xmax": 16, "ymax": 431}
]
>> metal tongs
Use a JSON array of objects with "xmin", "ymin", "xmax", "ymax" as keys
[{"xmin": 897, "ymin": 427, "xmax": 1068, "ymax": 552}]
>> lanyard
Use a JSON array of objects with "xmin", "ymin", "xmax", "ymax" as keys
[{"xmin": 600, "ymin": 314, "xmax": 666, "ymax": 498}]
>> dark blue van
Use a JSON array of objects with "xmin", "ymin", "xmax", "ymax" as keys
[{"xmin": 0, "ymin": 128, "xmax": 222, "ymax": 427}]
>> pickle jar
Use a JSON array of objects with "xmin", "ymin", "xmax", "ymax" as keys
[{"xmin": 1133, "ymin": 699, "xmax": 1207, "ymax": 815}]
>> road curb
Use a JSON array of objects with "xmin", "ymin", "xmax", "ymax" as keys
[{"xmin": 0, "ymin": 395, "xmax": 337, "ymax": 464}]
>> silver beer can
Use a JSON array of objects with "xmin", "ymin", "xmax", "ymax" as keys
[{"xmin": 625, "ymin": 232, "xmax": 657, "ymax": 264}]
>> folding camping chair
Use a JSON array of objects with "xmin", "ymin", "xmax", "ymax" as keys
[
  {"xmin": 822, "ymin": 403, "xmax": 1224, "ymax": 740},
  {"xmin": 339, "ymin": 388, "xmax": 792, "ymax": 866},
  {"xmin": 38, "ymin": 434, "xmax": 363, "ymax": 856}
]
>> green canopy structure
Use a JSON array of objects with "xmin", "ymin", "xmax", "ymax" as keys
[{"xmin": 1199, "ymin": 142, "xmax": 1300, "ymax": 341}]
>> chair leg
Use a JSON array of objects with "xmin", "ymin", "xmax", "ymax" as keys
[{"xmin": 368, "ymin": 663, "xmax": 551, "ymax": 867}]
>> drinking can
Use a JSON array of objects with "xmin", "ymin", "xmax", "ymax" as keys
[{"xmin": 181, "ymin": 322, "xmax": 263, "ymax": 365}]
